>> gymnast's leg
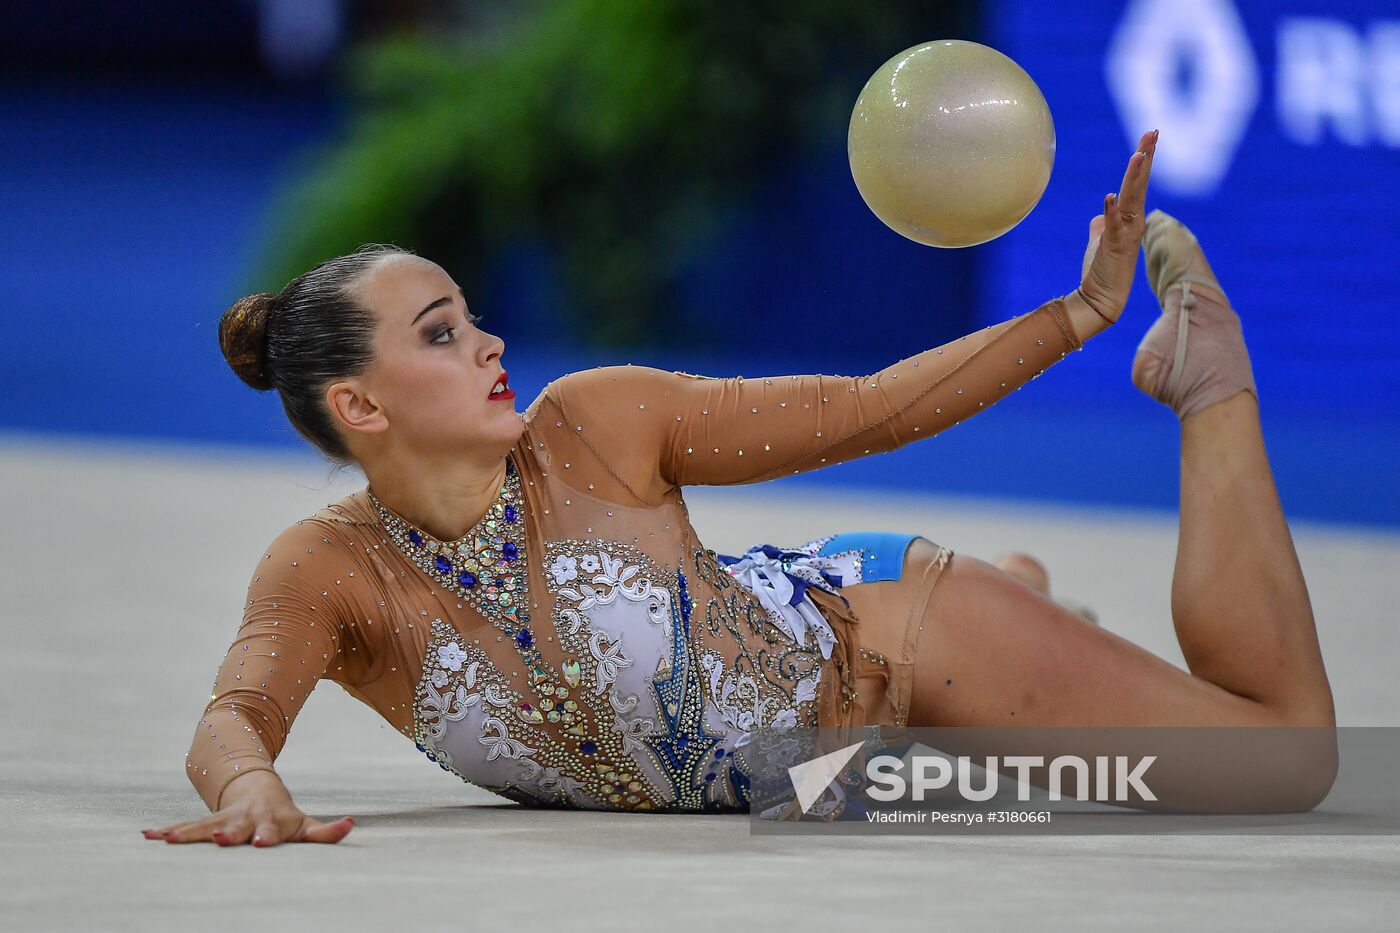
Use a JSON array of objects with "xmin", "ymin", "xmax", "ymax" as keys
[{"xmin": 905, "ymin": 223, "xmax": 1335, "ymax": 737}]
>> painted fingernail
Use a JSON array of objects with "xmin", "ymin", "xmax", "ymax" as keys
[
  {"xmin": 1152, "ymin": 128, "xmax": 1160, "ymax": 140},
  {"xmin": 252, "ymin": 835, "xmax": 264, "ymax": 845},
  {"xmin": 212, "ymin": 831, "xmax": 227, "ymax": 843}
]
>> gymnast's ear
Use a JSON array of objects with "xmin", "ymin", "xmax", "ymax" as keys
[{"xmin": 325, "ymin": 379, "xmax": 388, "ymax": 438}]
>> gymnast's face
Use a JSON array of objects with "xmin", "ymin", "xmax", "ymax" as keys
[{"xmin": 329, "ymin": 254, "xmax": 524, "ymax": 460}]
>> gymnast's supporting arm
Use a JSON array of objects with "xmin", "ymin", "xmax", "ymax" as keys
[{"xmin": 146, "ymin": 521, "xmax": 360, "ymax": 846}]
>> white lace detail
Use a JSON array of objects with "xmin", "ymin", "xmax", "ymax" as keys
[
  {"xmin": 700, "ymin": 652, "xmax": 817, "ymax": 746},
  {"xmin": 588, "ymin": 630, "xmax": 633, "ymax": 695},
  {"xmin": 549, "ymin": 554, "xmax": 578, "ymax": 586},
  {"xmin": 480, "ymin": 716, "xmax": 537, "ymax": 761},
  {"xmin": 418, "ymin": 667, "xmax": 481, "ymax": 742},
  {"xmin": 437, "ymin": 642, "xmax": 468, "ymax": 671}
]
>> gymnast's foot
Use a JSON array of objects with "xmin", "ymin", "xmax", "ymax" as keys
[
  {"xmin": 1132, "ymin": 210, "xmax": 1258, "ymax": 421},
  {"xmin": 994, "ymin": 552, "xmax": 1100, "ymax": 625}
]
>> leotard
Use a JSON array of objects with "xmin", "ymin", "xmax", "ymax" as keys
[{"xmin": 185, "ymin": 296, "xmax": 1085, "ymax": 812}]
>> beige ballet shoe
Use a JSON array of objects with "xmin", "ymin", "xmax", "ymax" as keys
[{"xmin": 1134, "ymin": 210, "xmax": 1258, "ymax": 421}]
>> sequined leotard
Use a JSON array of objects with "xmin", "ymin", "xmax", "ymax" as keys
[{"xmin": 186, "ymin": 295, "xmax": 1086, "ymax": 813}]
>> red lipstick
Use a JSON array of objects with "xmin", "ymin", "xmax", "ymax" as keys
[{"xmin": 488, "ymin": 371, "xmax": 515, "ymax": 401}]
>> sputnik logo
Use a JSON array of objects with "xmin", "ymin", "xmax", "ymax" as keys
[{"xmin": 787, "ymin": 742, "xmax": 865, "ymax": 813}]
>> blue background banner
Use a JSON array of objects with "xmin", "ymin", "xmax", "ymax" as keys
[{"xmin": 2, "ymin": 1, "xmax": 1395, "ymax": 527}]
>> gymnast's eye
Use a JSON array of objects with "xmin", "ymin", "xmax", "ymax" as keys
[{"xmin": 431, "ymin": 311, "xmax": 483, "ymax": 343}]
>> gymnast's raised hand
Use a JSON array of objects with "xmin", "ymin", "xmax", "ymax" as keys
[{"xmin": 1064, "ymin": 128, "xmax": 1159, "ymax": 338}]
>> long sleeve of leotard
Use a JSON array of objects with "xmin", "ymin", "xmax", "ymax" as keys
[
  {"xmin": 541, "ymin": 294, "xmax": 1084, "ymax": 497},
  {"xmin": 184, "ymin": 520, "xmax": 360, "ymax": 811}
]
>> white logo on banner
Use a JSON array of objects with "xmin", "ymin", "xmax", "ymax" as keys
[
  {"xmin": 788, "ymin": 742, "xmax": 864, "ymax": 814},
  {"xmin": 1107, "ymin": 0, "xmax": 1260, "ymax": 196},
  {"xmin": 1277, "ymin": 18, "xmax": 1400, "ymax": 148}
]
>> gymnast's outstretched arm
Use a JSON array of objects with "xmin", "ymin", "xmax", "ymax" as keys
[
  {"xmin": 539, "ymin": 134, "xmax": 1154, "ymax": 498},
  {"xmin": 543, "ymin": 298, "xmax": 1075, "ymax": 492},
  {"xmin": 541, "ymin": 259, "xmax": 1127, "ymax": 493}
]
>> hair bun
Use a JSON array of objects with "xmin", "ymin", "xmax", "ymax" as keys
[{"xmin": 219, "ymin": 292, "xmax": 278, "ymax": 391}]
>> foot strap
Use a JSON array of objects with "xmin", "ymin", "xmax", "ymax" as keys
[
  {"xmin": 1166, "ymin": 282, "xmax": 1193, "ymax": 402},
  {"xmin": 1164, "ymin": 274, "xmax": 1229, "ymax": 401}
]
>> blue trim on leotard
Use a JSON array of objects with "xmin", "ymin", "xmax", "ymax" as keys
[{"xmin": 816, "ymin": 531, "xmax": 922, "ymax": 584}]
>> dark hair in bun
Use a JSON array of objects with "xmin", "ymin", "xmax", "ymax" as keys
[
  {"xmin": 217, "ymin": 243, "xmax": 414, "ymax": 462},
  {"xmin": 219, "ymin": 292, "xmax": 279, "ymax": 391}
]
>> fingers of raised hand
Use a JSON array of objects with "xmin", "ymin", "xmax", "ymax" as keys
[
  {"xmin": 1081, "ymin": 215, "xmax": 1105, "ymax": 278},
  {"xmin": 1116, "ymin": 129, "xmax": 1158, "ymax": 219}
]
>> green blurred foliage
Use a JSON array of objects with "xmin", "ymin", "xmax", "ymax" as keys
[{"xmin": 252, "ymin": 0, "xmax": 969, "ymax": 347}]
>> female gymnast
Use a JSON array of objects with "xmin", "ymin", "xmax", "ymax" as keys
[{"xmin": 143, "ymin": 130, "xmax": 1335, "ymax": 846}]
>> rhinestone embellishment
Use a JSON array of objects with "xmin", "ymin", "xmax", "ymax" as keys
[{"xmin": 368, "ymin": 456, "xmax": 535, "ymax": 651}]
